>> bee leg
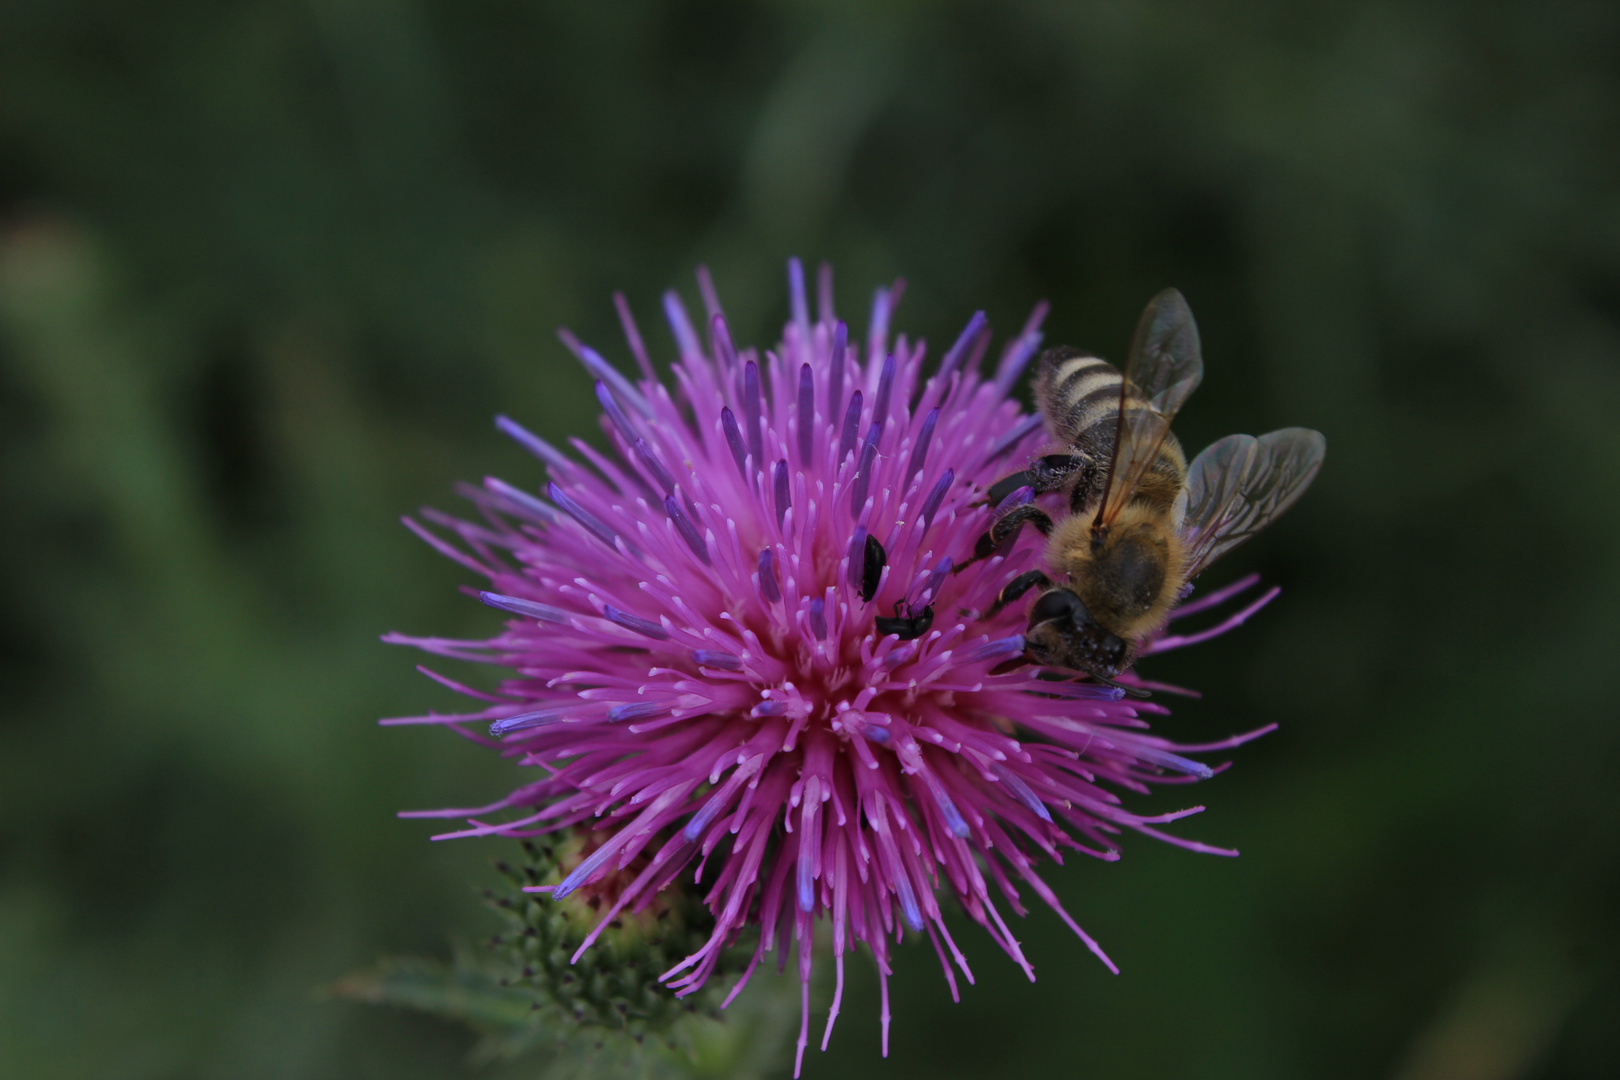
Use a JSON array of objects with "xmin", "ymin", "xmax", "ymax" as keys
[
  {"xmin": 985, "ymin": 569, "xmax": 1052, "ymax": 618},
  {"xmin": 984, "ymin": 454, "xmax": 1084, "ymax": 507},
  {"xmin": 955, "ymin": 504, "xmax": 1055, "ymax": 572},
  {"xmin": 1068, "ymin": 460, "xmax": 1101, "ymax": 514},
  {"xmin": 992, "ymin": 504, "xmax": 1055, "ymax": 545},
  {"xmin": 1030, "ymin": 453, "xmax": 1084, "ymax": 493},
  {"xmin": 984, "ymin": 470, "xmax": 1036, "ymax": 507}
]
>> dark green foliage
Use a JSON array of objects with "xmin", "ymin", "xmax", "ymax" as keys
[
  {"xmin": 333, "ymin": 954, "xmax": 793, "ymax": 1079},
  {"xmin": 1, "ymin": 2, "xmax": 1618, "ymax": 1078},
  {"xmin": 333, "ymin": 954, "xmax": 546, "ymax": 1062}
]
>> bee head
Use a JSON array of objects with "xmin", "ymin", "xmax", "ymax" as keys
[{"xmin": 1023, "ymin": 587, "xmax": 1130, "ymax": 679}]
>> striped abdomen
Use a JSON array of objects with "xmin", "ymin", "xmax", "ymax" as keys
[
  {"xmin": 1033, "ymin": 346, "xmax": 1187, "ymax": 514},
  {"xmin": 1035, "ymin": 348, "xmax": 1123, "ymax": 445}
]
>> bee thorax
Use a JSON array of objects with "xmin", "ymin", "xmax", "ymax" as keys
[
  {"xmin": 1088, "ymin": 529, "xmax": 1167, "ymax": 617},
  {"xmin": 1060, "ymin": 509, "xmax": 1183, "ymax": 644}
]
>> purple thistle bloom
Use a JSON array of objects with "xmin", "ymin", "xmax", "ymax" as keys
[{"xmin": 385, "ymin": 261, "xmax": 1277, "ymax": 1074}]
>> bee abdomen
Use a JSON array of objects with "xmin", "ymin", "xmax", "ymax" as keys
[{"xmin": 1037, "ymin": 350, "xmax": 1123, "ymax": 444}]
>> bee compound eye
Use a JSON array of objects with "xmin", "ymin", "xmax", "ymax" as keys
[
  {"xmin": 1029, "ymin": 589, "xmax": 1080, "ymax": 626},
  {"xmin": 1085, "ymin": 628, "xmax": 1127, "ymax": 674}
]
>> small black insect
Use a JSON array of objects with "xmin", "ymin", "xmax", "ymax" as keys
[
  {"xmin": 860, "ymin": 534, "xmax": 886, "ymax": 603},
  {"xmin": 874, "ymin": 601, "xmax": 934, "ymax": 641}
]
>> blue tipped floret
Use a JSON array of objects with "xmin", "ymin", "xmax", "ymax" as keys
[
  {"xmin": 937, "ymin": 311, "xmax": 988, "ymax": 382},
  {"xmin": 846, "ymin": 527, "xmax": 868, "ymax": 590},
  {"xmin": 906, "ymin": 408, "xmax": 939, "ymax": 484},
  {"xmin": 608, "ymin": 702, "xmax": 670, "ymax": 723},
  {"xmin": 872, "ymin": 352, "xmax": 896, "ymax": 432},
  {"xmin": 934, "ymin": 787, "xmax": 970, "ymax": 839},
  {"xmin": 553, "ymin": 842, "xmax": 620, "ymax": 900},
  {"xmin": 662, "ymin": 290, "xmax": 702, "ymax": 360},
  {"xmin": 742, "ymin": 360, "xmax": 763, "ymax": 463},
  {"xmin": 663, "ymin": 495, "xmax": 711, "ymax": 565},
  {"xmin": 602, "ymin": 605, "xmax": 668, "ymax": 640},
  {"xmin": 987, "ymin": 412, "xmax": 1044, "ymax": 462},
  {"xmin": 547, "ymin": 482, "xmax": 622, "ymax": 551},
  {"xmin": 684, "ymin": 790, "xmax": 729, "ymax": 842},
  {"xmin": 571, "ymin": 338, "xmax": 652, "ymax": 417},
  {"xmin": 489, "ymin": 707, "xmax": 572, "ymax": 736},
  {"xmin": 774, "ymin": 460, "xmax": 791, "ymax": 529},
  {"xmin": 692, "ymin": 649, "xmax": 743, "ymax": 671},
  {"xmin": 828, "ymin": 322, "xmax": 847, "ymax": 418},
  {"xmin": 797, "ymin": 364, "xmax": 815, "ymax": 464},
  {"xmin": 496, "ymin": 415, "xmax": 572, "ymax": 472},
  {"xmin": 757, "ymin": 548, "xmax": 782, "ymax": 603},
  {"xmin": 1134, "ymin": 747, "xmax": 1216, "ymax": 779},
  {"xmin": 961, "ymin": 635, "xmax": 1027, "ymax": 665},
  {"xmin": 633, "ymin": 438, "xmax": 675, "ymax": 496},
  {"xmin": 483, "ymin": 477, "xmax": 556, "ymax": 523},
  {"xmin": 710, "ymin": 312, "xmax": 738, "ymax": 370},
  {"xmin": 720, "ymin": 408, "xmax": 749, "ymax": 481},
  {"xmin": 850, "ymin": 425, "xmax": 880, "ymax": 513},
  {"xmin": 920, "ymin": 468, "xmax": 954, "ymax": 530},
  {"xmin": 991, "ymin": 763, "xmax": 1053, "ymax": 822},
  {"xmin": 595, "ymin": 381, "xmax": 639, "ymax": 444},
  {"xmin": 808, "ymin": 598, "xmax": 827, "ymax": 640},
  {"xmin": 797, "ymin": 857, "xmax": 816, "ymax": 913},
  {"xmin": 788, "ymin": 257, "xmax": 810, "ymax": 335},
  {"xmin": 480, "ymin": 591, "xmax": 571, "ymax": 624},
  {"xmin": 838, "ymin": 391, "xmax": 862, "ymax": 467},
  {"xmin": 893, "ymin": 870, "xmax": 924, "ymax": 932}
]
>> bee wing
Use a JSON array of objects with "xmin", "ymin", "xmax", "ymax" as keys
[
  {"xmin": 1096, "ymin": 289, "xmax": 1205, "ymax": 525},
  {"xmin": 1179, "ymin": 427, "xmax": 1326, "ymax": 579}
]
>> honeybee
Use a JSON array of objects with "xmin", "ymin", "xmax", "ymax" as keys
[{"xmin": 967, "ymin": 289, "xmax": 1325, "ymax": 689}]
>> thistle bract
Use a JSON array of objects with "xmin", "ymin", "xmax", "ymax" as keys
[
  {"xmin": 486, "ymin": 835, "xmax": 743, "ymax": 1038},
  {"xmin": 387, "ymin": 261, "xmax": 1275, "ymax": 1075}
]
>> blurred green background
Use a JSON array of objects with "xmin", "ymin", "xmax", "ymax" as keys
[{"xmin": 2, "ymin": 1, "xmax": 1617, "ymax": 1077}]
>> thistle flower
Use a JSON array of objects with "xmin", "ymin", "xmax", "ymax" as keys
[{"xmin": 386, "ymin": 261, "xmax": 1276, "ymax": 1075}]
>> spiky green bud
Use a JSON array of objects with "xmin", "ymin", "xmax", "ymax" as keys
[
  {"xmin": 484, "ymin": 833, "xmax": 747, "ymax": 1040},
  {"xmin": 333, "ymin": 831, "xmax": 786, "ymax": 1075}
]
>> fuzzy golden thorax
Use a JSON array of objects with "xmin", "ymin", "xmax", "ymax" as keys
[{"xmin": 1047, "ymin": 502, "xmax": 1185, "ymax": 643}]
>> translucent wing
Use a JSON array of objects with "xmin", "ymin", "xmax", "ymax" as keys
[
  {"xmin": 1096, "ymin": 289, "xmax": 1205, "ymax": 525},
  {"xmin": 1179, "ymin": 427, "xmax": 1326, "ymax": 579}
]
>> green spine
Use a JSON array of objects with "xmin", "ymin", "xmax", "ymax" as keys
[{"xmin": 486, "ymin": 834, "xmax": 744, "ymax": 1039}]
